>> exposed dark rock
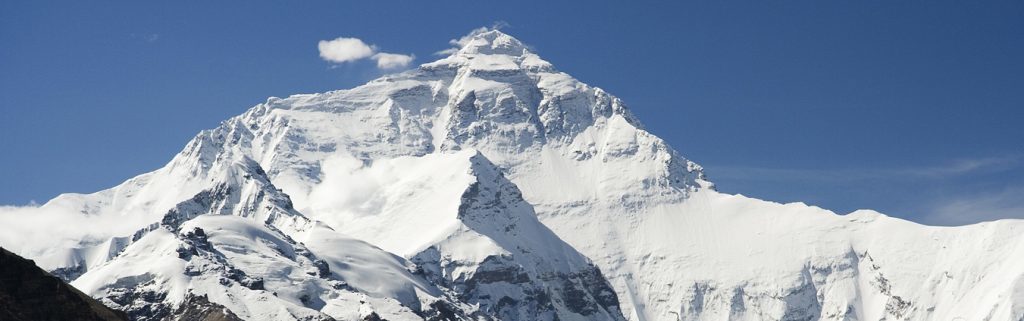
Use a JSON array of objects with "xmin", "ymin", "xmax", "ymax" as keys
[
  {"xmin": 224, "ymin": 268, "xmax": 264, "ymax": 291},
  {"xmin": 0, "ymin": 247, "xmax": 128, "ymax": 321},
  {"xmin": 419, "ymin": 300, "xmax": 466, "ymax": 321},
  {"xmin": 362, "ymin": 311, "xmax": 386, "ymax": 321},
  {"xmin": 575, "ymin": 267, "xmax": 621, "ymax": 312},
  {"xmin": 464, "ymin": 256, "xmax": 531, "ymax": 291},
  {"xmin": 161, "ymin": 185, "xmax": 233, "ymax": 231},
  {"xmin": 312, "ymin": 259, "xmax": 331, "ymax": 278},
  {"xmin": 50, "ymin": 263, "xmax": 87, "ymax": 283},
  {"xmin": 168, "ymin": 294, "xmax": 243, "ymax": 321},
  {"xmin": 559, "ymin": 276, "xmax": 598, "ymax": 315},
  {"xmin": 104, "ymin": 279, "xmax": 171, "ymax": 321}
]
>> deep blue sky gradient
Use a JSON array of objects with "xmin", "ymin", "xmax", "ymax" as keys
[{"xmin": 2, "ymin": 1, "xmax": 1022, "ymax": 225}]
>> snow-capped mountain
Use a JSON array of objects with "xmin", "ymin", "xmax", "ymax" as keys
[{"xmin": 1, "ymin": 28, "xmax": 1022, "ymax": 321}]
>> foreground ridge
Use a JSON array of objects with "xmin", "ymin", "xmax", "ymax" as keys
[
  {"xmin": 1, "ymin": 28, "xmax": 1022, "ymax": 321},
  {"xmin": 0, "ymin": 247, "xmax": 128, "ymax": 321}
]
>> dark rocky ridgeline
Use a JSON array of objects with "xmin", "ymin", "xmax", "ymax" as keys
[
  {"xmin": 0, "ymin": 247, "xmax": 128, "ymax": 321},
  {"xmin": 168, "ymin": 294, "xmax": 244, "ymax": 321}
]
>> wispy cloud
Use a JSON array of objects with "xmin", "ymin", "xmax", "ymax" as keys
[
  {"xmin": 707, "ymin": 155, "xmax": 1024, "ymax": 225},
  {"xmin": 919, "ymin": 186, "xmax": 1024, "ymax": 226},
  {"xmin": 129, "ymin": 33, "xmax": 160, "ymax": 43},
  {"xmin": 707, "ymin": 155, "xmax": 1021, "ymax": 183},
  {"xmin": 317, "ymin": 36, "xmax": 414, "ymax": 70}
]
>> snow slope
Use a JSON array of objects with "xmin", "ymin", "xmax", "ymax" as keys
[{"xmin": 1, "ymin": 28, "xmax": 1022, "ymax": 321}]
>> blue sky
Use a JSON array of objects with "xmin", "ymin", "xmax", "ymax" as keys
[{"xmin": 2, "ymin": 1, "xmax": 1022, "ymax": 225}]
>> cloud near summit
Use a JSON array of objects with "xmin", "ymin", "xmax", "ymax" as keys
[
  {"xmin": 372, "ymin": 52, "xmax": 416, "ymax": 69},
  {"xmin": 318, "ymin": 36, "xmax": 414, "ymax": 69}
]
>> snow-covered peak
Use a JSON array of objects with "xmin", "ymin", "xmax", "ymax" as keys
[
  {"xmin": 4, "ymin": 28, "xmax": 1022, "ymax": 321},
  {"xmin": 424, "ymin": 28, "xmax": 553, "ymax": 73},
  {"xmin": 454, "ymin": 29, "xmax": 529, "ymax": 57}
]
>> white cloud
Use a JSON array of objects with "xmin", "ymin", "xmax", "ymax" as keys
[
  {"xmin": 318, "ymin": 37, "xmax": 376, "ymax": 64},
  {"xmin": 0, "ymin": 203, "xmax": 158, "ymax": 259},
  {"xmin": 306, "ymin": 155, "xmax": 385, "ymax": 217},
  {"xmin": 372, "ymin": 53, "xmax": 415, "ymax": 69},
  {"xmin": 317, "ymin": 36, "xmax": 415, "ymax": 70}
]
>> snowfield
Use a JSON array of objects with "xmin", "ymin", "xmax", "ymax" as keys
[{"xmin": 1, "ymin": 28, "xmax": 1022, "ymax": 321}]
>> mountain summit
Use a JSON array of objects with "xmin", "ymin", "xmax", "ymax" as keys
[{"xmin": 2, "ymin": 28, "xmax": 1022, "ymax": 321}]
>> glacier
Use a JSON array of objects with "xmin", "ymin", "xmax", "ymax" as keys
[{"xmin": 1, "ymin": 28, "xmax": 1023, "ymax": 321}]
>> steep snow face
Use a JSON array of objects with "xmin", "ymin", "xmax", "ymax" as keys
[
  {"xmin": 73, "ymin": 215, "xmax": 426, "ymax": 321},
  {"xmin": 304, "ymin": 150, "xmax": 625, "ymax": 321},
  {"xmin": 65, "ymin": 154, "xmax": 439, "ymax": 321},
  {"xmin": 53, "ymin": 147, "xmax": 627, "ymax": 321},
  {"xmin": 218, "ymin": 29, "xmax": 707, "ymax": 215},
  {"xmin": 2, "ymin": 28, "xmax": 1023, "ymax": 321},
  {"xmin": 588, "ymin": 191, "xmax": 1024, "ymax": 321}
]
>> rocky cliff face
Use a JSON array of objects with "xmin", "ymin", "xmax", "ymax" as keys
[
  {"xmin": 1, "ymin": 28, "xmax": 1022, "ymax": 321},
  {"xmin": 168, "ymin": 294, "xmax": 244, "ymax": 321}
]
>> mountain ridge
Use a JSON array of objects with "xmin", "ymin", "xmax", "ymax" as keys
[
  {"xmin": 0, "ymin": 247, "xmax": 129, "ymax": 321},
  {"xmin": 1, "ymin": 28, "xmax": 1022, "ymax": 321}
]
